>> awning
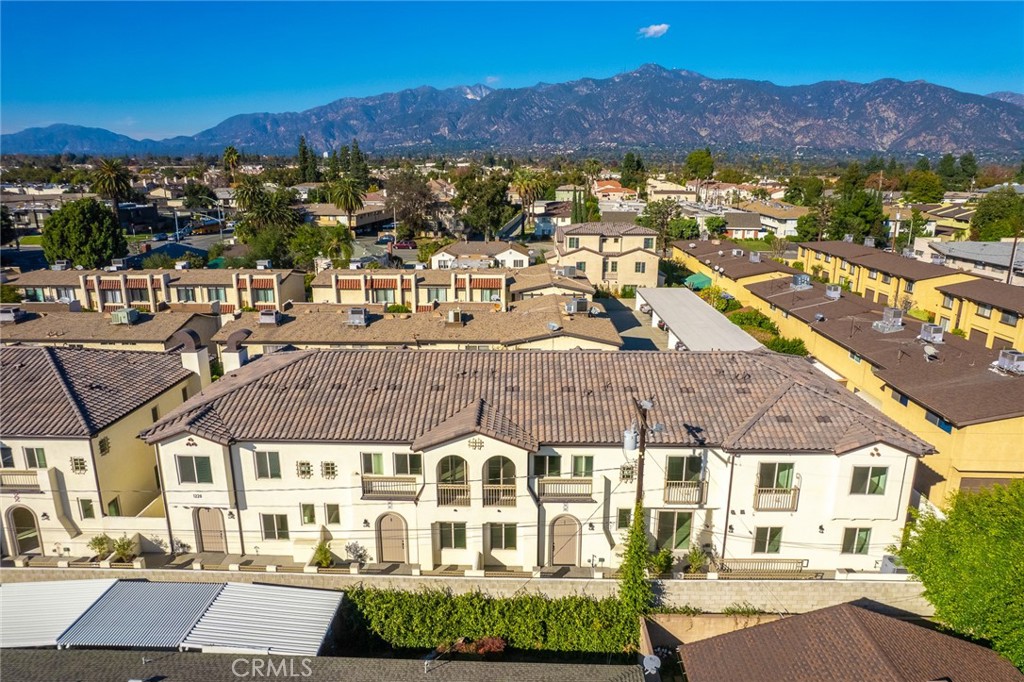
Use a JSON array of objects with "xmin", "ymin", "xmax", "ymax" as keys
[{"xmin": 684, "ymin": 273, "xmax": 712, "ymax": 290}]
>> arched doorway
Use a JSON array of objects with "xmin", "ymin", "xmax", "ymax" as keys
[
  {"xmin": 550, "ymin": 515, "xmax": 580, "ymax": 566},
  {"xmin": 377, "ymin": 513, "xmax": 408, "ymax": 563},
  {"xmin": 9, "ymin": 507, "xmax": 41, "ymax": 555},
  {"xmin": 194, "ymin": 507, "xmax": 227, "ymax": 553}
]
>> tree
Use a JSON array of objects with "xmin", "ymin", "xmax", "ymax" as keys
[
  {"xmin": 143, "ymin": 252, "xmax": 206, "ymax": 269},
  {"xmin": 936, "ymin": 153, "xmax": 958, "ymax": 189},
  {"xmin": 667, "ymin": 217, "xmax": 700, "ymax": 241},
  {"xmin": 970, "ymin": 186, "xmax": 1024, "ymax": 241},
  {"xmin": 42, "ymin": 198, "xmax": 127, "ymax": 268},
  {"xmin": 685, "ymin": 148, "xmax": 714, "ymax": 200},
  {"xmin": 892, "ymin": 208, "xmax": 928, "ymax": 251},
  {"xmin": 234, "ymin": 175, "xmax": 267, "ymax": 213},
  {"xmin": 451, "ymin": 168, "xmax": 515, "ymax": 240},
  {"xmin": 90, "ymin": 158, "xmax": 133, "ymax": 227},
  {"xmin": 837, "ymin": 162, "xmax": 866, "ymax": 195},
  {"xmin": 385, "ymin": 169, "xmax": 434, "ymax": 239},
  {"xmin": 297, "ymin": 136, "xmax": 319, "ymax": 183},
  {"xmin": 329, "ymin": 177, "xmax": 365, "ymax": 237},
  {"xmin": 581, "ymin": 158, "xmax": 602, "ymax": 191},
  {"xmin": 222, "ymin": 146, "xmax": 239, "ymax": 183},
  {"xmin": 289, "ymin": 222, "xmax": 353, "ymax": 269},
  {"xmin": 183, "ymin": 181, "xmax": 216, "ymax": 209},
  {"xmin": 904, "ymin": 170, "xmax": 946, "ymax": 203},
  {"xmin": 620, "ymin": 152, "xmax": 646, "ymax": 191},
  {"xmin": 0, "ymin": 284, "xmax": 21, "ymax": 303},
  {"xmin": 636, "ymin": 199, "xmax": 680, "ymax": 256},
  {"xmin": 617, "ymin": 502, "xmax": 654, "ymax": 617},
  {"xmin": 236, "ymin": 188, "xmax": 301, "ymax": 244},
  {"xmin": 914, "ymin": 156, "xmax": 931, "ymax": 172},
  {"xmin": 795, "ymin": 211, "xmax": 824, "ymax": 242},
  {"xmin": 325, "ymin": 149, "xmax": 342, "ymax": 182},
  {"xmin": 704, "ymin": 216, "xmax": 727, "ymax": 236},
  {"xmin": 1, "ymin": 205, "xmax": 16, "ymax": 246},
  {"xmin": 348, "ymin": 139, "xmax": 370, "ymax": 190},
  {"xmin": 959, "ymin": 152, "xmax": 978, "ymax": 185},
  {"xmin": 784, "ymin": 176, "xmax": 824, "ymax": 206},
  {"xmin": 896, "ymin": 480, "xmax": 1024, "ymax": 670},
  {"xmin": 511, "ymin": 168, "xmax": 543, "ymax": 231}
]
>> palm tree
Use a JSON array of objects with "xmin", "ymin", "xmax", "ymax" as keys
[
  {"xmin": 511, "ymin": 168, "xmax": 542, "ymax": 233},
  {"xmin": 234, "ymin": 175, "xmax": 267, "ymax": 213},
  {"xmin": 237, "ymin": 188, "xmax": 299, "ymax": 244},
  {"xmin": 330, "ymin": 177, "xmax": 364, "ymax": 237},
  {"xmin": 222, "ymin": 146, "xmax": 240, "ymax": 184},
  {"xmin": 91, "ymin": 158, "xmax": 133, "ymax": 227},
  {"xmin": 323, "ymin": 222, "xmax": 354, "ymax": 267}
]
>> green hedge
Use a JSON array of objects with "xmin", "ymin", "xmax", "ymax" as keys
[{"xmin": 347, "ymin": 588, "xmax": 637, "ymax": 652}]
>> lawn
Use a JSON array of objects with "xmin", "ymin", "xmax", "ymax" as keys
[{"xmin": 16, "ymin": 232, "xmax": 151, "ymax": 246}]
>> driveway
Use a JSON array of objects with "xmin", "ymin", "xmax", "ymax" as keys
[{"xmin": 601, "ymin": 297, "xmax": 668, "ymax": 351}]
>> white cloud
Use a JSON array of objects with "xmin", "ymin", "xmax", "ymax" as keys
[
  {"xmin": 638, "ymin": 23, "xmax": 670, "ymax": 39},
  {"xmin": 485, "ymin": 75, "xmax": 501, "ymax": 85}
]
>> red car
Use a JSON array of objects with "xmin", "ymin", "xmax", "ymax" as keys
[{"xmin": 394, "ymin": 240, "xmax": 417, "ymax": 249}]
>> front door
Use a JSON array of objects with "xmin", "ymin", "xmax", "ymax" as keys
[
  {"xmin": 10, "ymin": 507, "xmax": 41, "ymax": 554},
  {"xmin": 551, "ymin": 515, "xmax": 579, "ymax": 566},
  {"xmin": 195, "ymin": 507, "xmax": 227, "ymax": 553},
  {"xmin": 378, "ymin": 513, "xmax": 407, "ymax": 563}
]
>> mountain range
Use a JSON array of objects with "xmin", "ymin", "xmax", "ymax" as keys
[{"xmin": 3, "ymin": 65, "xmax": 1023, "ymax": 158}]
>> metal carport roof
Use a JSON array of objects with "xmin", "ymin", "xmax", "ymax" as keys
[
  {"xmin": 180, "ymin": 583, "xmax": 344, "ymax": 656},
  {"xmin": 0, "ymin": 579, "xmax": 118, "ymax": 648},
  {"xmin": 57, "ymin": 581, "xmax": 223, "ymax": 650}
]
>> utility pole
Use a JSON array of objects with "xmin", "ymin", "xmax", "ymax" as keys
[{"xmin": 631, "ymin": 398, "xmax": 663, "ymax": 507}]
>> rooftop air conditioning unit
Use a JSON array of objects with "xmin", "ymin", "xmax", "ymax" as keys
[
  {"xmin": 930, "ymin": 254, "xmax": 946, "ymax": 266},
  {"xmin": 555, "ymin": 266, "xmax": 577, "ymax": 278},
  {"xmin": 111, "ymin": 258, "xmax": 126, "ymax": 270},
  {"xmin": 824, "ymin": 284, "xmax": 841, "ymax": 300},
  {"xmin": 731, "ymin": 249, "xmax": 744, "ymax": 257},
  {"xmin": 52, "ymin": 260, "xmax": 70, "ymax": 271},
  {"xmin": 110, "ymin": 307, "xmax": 139, "ymax": 325},
  {"xmin": 919, "ymin": 323, "xmax": 944, "ymax": 344},
  {"xmin": 872, "ymin": 307, "xmax": 904, "ymax": 334},
  {"xmin": 565, "ymin": 298, "xmax": 588, "ymax": 315},
  {"xmin": 842, "ymin": 234, "xmax": 853, "ymax": 243},
  {"xmin": 258, "ymin": 309, "xmax": 280, "ymax": 325},
  {"xmin": 902, "ymin": 248, "xmax": 915, "ymax": 258},
  {"xmin": 749, "ymin": 252, "xmax": 761, "ymax": 263},
  {"xmin": 256, "ymin": 259, "xmax": 272, "ymax": 270},
  {"xmin": 791, "ymin": 273, "xmax": 812, "ymax": 290},
  {"xmin": 996, "ymin": 349, "xmax": 1024, "ymax": 375},
  {"xmin": 0, "ymin": 307, "xmax": 26, "ymax": 324},
  {"xmin": 864, "ymin": 237, "xmax": 876, "ymax": 248},
  {"xmin": 174, "ymin": 260, "xmax": 190, "ymax": 270},
  {"xmin": 347, "ymin": 307, "xmax": 368, "ymax": 327}
]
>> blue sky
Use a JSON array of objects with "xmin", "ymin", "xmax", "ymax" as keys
[{"xmin": 2, "ymin": 1, "xmax": 1022, "ymax": 139}]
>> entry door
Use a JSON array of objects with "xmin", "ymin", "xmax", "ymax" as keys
[
  {"xmin": 378, "ymin": 513, "xmax": 407, "ymax": 563},
  {"xmin": 196, "ymin": 507, "xmax": 227, "ymax": 553},
  {"xmin": 11, "ymin": 508, "xmax": 40, "ymax": 554},
  {"xmin": 551, "ymin": 516, "xmax": 579, "ymax": 566}
]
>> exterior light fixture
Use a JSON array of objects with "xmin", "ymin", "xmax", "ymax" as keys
[{"xmin": 363, "ymin": 519, "xmax": 370, "ymax": 528}]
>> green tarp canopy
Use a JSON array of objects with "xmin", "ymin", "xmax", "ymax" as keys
[{"xmin": 684, "ymin": 273, "xmax": 712, "ymax": 290}]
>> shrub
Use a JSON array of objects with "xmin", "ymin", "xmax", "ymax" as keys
[
  {"xmin": 345, "ymin": 541, "xmax": 370, "ymax": 564},
  {"xmin": 385, "ymin": 304, "xmax": 411, "ymax": 314},
  {"xmin": 728, "ymin": 310, "xmax": 779, "ymax": 333},
  {"xmin": 312, "ymin": 540, "xmax": 333, "ymax": 568},
  {"xmin": 951, "ymin": 328, "xmax": 967, "ymax": 338},
  {"xmin": 649, "ymin": 547, "xmax": 675, "ymax": 575},
  {"xmin": 686, "ymin": 544, "xmax": 706, "ymax": 574},
  {"xmin": 111, "ymin": 535, "xmax": 135, "ymax": 562},
  {"xmin": 617, "ymin": 285, "xmax": 637, "ymax": 299},
  {"xmin": 722, "ymin": 601, "xmax": 767, "ymax": 616},
  {"xmin": 765, "ymin": 336, "xmax": 808, "ymax": 356},
  {"xmin": 87, "ymin": 534, "xmax": 113, "ymax": 558}
]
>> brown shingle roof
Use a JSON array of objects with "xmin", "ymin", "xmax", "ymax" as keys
[
  {"xmin": 798, "ymin": 240, "xmax": 877, "ymax": 259},
  {"xmin": 801, "ymin": 241, "xmax": 969, "ymax": 282},
  {"xmin": 0, "ymin": 346, "xmax": 193, "ymax": 437},
  {"xmin": 937, "ymin": 278, "xmax": 1024, "ymax": 316},
  {"xmin": 680, "ymin": 603, "xmax": 1024, "ymax": 682},
  {"xmin": 745, "ymin": 278, "xmax": 881, "ymax": 323},
  {"xmin": 737, "ymin": 200, "xmax": 810, "ymax": 220},
  {"xmin": 143, "ymin": 349, "xmax": 931, "ymax": 457}
]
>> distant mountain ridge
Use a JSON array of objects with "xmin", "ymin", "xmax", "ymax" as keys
[{"xmin": 3, "ymin": 65, "xmax": 1023, "ymax": 157}]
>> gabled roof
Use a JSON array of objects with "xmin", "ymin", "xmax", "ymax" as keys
[
  {"xmin": 0, "ymin": 346, "xmax": 193, "ymax": 437},
  {"xmin": 680, "ymin": 603, "xmax": 1024, "ymax": 682},
  {"xmin": 412, "ymin": 398, "xmax": 539, "ymax": 452},
  {"xmin": 435, "ymin": 241, "xmax": 530, "ymax": 258},
  {"xmin": 559, "ymin": 222, "xmax": 656, "ymax": 237}
]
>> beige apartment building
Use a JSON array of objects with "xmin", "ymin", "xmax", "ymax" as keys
[{"xmin": 549, "ymin": 223, "xmax": 660, "ymax": 292}]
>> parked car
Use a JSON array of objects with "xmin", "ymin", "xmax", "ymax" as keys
[
  {"xmin": 375, "ymin": 234, "xmax": 396, "ymax": 245},
  {"xmin": 395, "ymin": 240, "xmax": 417, "ymax": 249},
  {"xmin": 152, "ymin": 233, "xmax": 169, "ymax": 241}
]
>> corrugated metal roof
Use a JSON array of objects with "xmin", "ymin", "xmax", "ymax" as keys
[
  {"xmin": 636, "ymin": 288, "xmax": 763, "ymax": 352},
  {"xmin": 180, "ymin": 583, "xmax": 343, "ymax": 656},
  {"xmin": 57, "ymin": 582, "xmax": 223, "ymax": 650},
  {"xmin": 0, "ymin": 579, "xmax": 118, "ymax": 648}
]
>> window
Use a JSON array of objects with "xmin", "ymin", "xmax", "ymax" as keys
[
  {"xmin": 253, "ymin": 288, "xmax": 275, "ymax": 303},
  {"xmin": 107, "ymin": 497, "xmax": 121, "ymax": 516},
  {"xmin": 56, "ymin": 286, "xmax": 76, "ymax": 302},
  {"xmin": 513, "ymin": 259, "xmax": 525, "ymax": 268},
  {"xmin": 70, "ymin": 457, "xmax": 88, "ymax": 474},
  {"xmin": 850, "ymin": 266, "xmax": 858, "ymax": 277},
  {"xmin": 261, "ymin": 514, "xmax": 289, "ymax": 540},
  {"xmin": 839, "ymin": 260, "xmax": 847, "ymax": 271},
  {"xmin": 490, "ymin": 523, "xmax": 517, "ymax": 549},
  {"xmin": 321, "ymin": 461, "xmax": 337, "ymax": 479},
  {"xmin": 941, "ymin": 294, "xmax": 953, "ymax": 310},
  {"xmin": 575, "ymin": 261, "xmax": 586, "ymax": 272},
  {"xmin": 325, "ymin": 504, "xmax": 341, "ymax": 525},
  {"xmin": 372, "ymin": 289, "xmax": 395, "ymax": 304},
  {"xmin": 850, "ymin": 466, "xmax": 888, "ymax": 495},
  {"xmin": 925, "ymin": 410, "xmax": 954, "ymax": 434},
  {"xmin": 904, "ymin": 281, "xmax": 915, "ymax": 294},
  {"xmin": 151, "ymin": 406, "xmax": 159, "ymax": 422},
  {"xmin": 666, "ymin": 455, "xmax": 702, "ymax": 482},
  {"xmin": 206, "ymin": 287, "xmax": 227, "ymax": 302},
  {"xmin": 849, "ymin": 351, "xmax": 862, "ymax": 364},
  {"xmin": 361, "ymin": 452, "xmax": 384, "ymax": 475},
  {"xmin": 643, "ymin": 237, "xmax": 655, "ymax": 250},
  {"xmin": 296, "ymin": 461, "xmax": 313, "ymax": 479},
  {"xmin": 128, "ymin": 288, "xmax": 148, "ymax": 303},
  {"xmin": 656, "ymin": 511, "xmax": 692, "ymax": 550},
  {"xmin": 177, "ymin": 455, "xmax": 213, "ymax": 484},
  {"xmin": 867, "ymin": 269, "xmax": 877, "ymax": 280},
  {"xmin": 824, "ymin": 254, "xmax": 832, "ymax": 263},
  {"xmin": 842, "ymin": 528, "xmax": 871, "ymax": 555},
  {"xmin": 634, "ymin": 261, "xmax": 646, "ymax": 274},
  {"xmin": 753, "ymin": 527, "xmax": 782, "ymax": 554},
  {"xmin": 1, "ymin": 447, "xmax": 13, "ymax": 468},
  {"xmin": 976, "ymin": 304, "xmax": 992, "ymax": 319},
  {"xmin": 438, "ymin": 456, "xmax": 466, "ymax": 483},
  {"xmin": 567, "ymin": 237, "xmax": 579, "ymax": 249},
  {"xmin": 881, "ymin": 274, "xmax": 891, "ymax": 284},
  {"xmin": 439, "ymin": 522, "xmax": 467, "ymax": 549},
  {"xmin": 572, "ymin": 455, "xmax": 593, "ymax": 478},
  {"xmin": 24, "ymin": 448, "xmax": 46, "ymax": 468},
  {"xmin": 438, "ymin": 259, "xmax": 450, "ymax": 269},
  {"xmin": 815, "ymin": 253, "xmax": 822, "ymax": 261},
  {"xmin": 395, "ymin": 453, "xmax": 422, "ymax": 476},
  {"xmin": 255, "ymin": 451, "xmax": 281, "ymax": 479},
  {"xmin": 534, "ymin": 455, "xmax": 561, "ymax": 477},
  {"xmin": 176, "ymin": 287, "xmax": 196, "ymax": 303},
  {"xmin": 758, "ymin": 462, "xmax": 795, "ymax": 489},
  {"xmin": 616, "ymin": 508, "xmax": 632, "ymax": 529},
  {"xmin": 300, "ymin": 503, "xmax": 316, "ymax": 525},
  {"xmin": 479, "ymin": 288, "xmax": 500, "ymax": 302},
  {"xmin": 1000, "ymin": 310, "xmax": 1020, "ymax": 327},
  {"xmin": 79, "ymin": 499, "xmax": 95, "ymax": 520},
  {"xmin": 426, "ymin": 287, "xmax": 448, "ymax": 303},
  {"xmin": 22, "ymin": 287, "xmax": 44, "ymax": 302},
  {"xmin": 101, "ymin": 289, "xmax": 123, "ymax": 305},
  {"xmin": 891, "ymin": 390, "xmax": 909, "ymax": 406}
]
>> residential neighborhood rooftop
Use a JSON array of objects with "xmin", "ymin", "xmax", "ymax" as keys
[
  {"xmin": 936, "ymin": 277, "xmax": 1024, "ymax": 316},
  {"xmin": 927, "ymin": 240, "xmax": 1024, "ymax": 270},
  {"xmin": 557, "ymin": 222, "xmax": 657, "ymax": 237},
  {"xmin": 0, "ymin": 309, "xmax": 208, "ymax": 346},
  {"xmin": 801, "ymin": 240, "xmax": 969, "ymax": 282}
]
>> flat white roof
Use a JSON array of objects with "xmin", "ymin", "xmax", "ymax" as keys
[
  {"xmin": 0, "ymin": 579, "xmax": 118, "ymax": 648},
  {"xmin": 637, "ymin": 287, "xmax": 763, "ymax": 352},
  {"xmin": 180, "ymin": 583, "xmax": 344, "ymax": 656}
]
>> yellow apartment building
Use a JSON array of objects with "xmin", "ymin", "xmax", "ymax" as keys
[
  {"xmin": 671, "ymin": 238, "xmax": 796, "ymax": 301},
  {"xmin": 934, "ymin": 278, "xmax": 1024, "ymax": 350}
]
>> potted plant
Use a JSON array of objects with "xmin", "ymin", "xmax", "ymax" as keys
[
  {"xmin": 111, "ymin": 535, "xmax": 136, "ymax": 564},
  {"xmin": 87, "ymin": 534, "xmax": 113, "ymax": 562},
  {"xmin": 312, "ymin": 540, "xmax": 333, "ymax": 570}
]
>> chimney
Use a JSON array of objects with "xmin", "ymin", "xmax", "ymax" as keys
[
  {"xmin": 170, "ymin": 328, "xmax": 212, "ymax": 388},
  {"xmin": 222, "ymin": 329, "xmax": 252, "ymax": 373}
]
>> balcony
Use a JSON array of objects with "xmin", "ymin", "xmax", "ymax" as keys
[
  {"xmin": 437, "ymin": 483, "xmax": 471, "ymax": 507},
  {"xmin": 663, "ymin": 480, "xmax": 707, "ymax": 505},
  {"xmin": 0, "ymin": 470, "xmax": 42, "ymax": 494},
  {"xmin": 753, "ymin": 487, "xmax": 800, "ymax": 511},
  {"xmin": 483, "ymin": 484, "xmax": 516, "ymax": 507},
  {"xmin": 538, "ymin": 477, "xmax": 593, "ymax": 502},
  {"xmin": 361, "ymin": 475, "xmax": 419, "ymax": 501}
]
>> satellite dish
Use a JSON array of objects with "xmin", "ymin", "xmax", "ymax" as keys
[{"xmin": 642, "ymin": 655, "xmax": 662, "ymax": 674}]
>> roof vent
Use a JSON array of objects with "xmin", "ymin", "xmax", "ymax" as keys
[
  {"xmin": 564, "ymin": 298, "xmax": 589, "ymax": 315},
  {"xmin": 0, "ymin": 307, "xmax": 26, "ymax": 324},
  {"xmin": 554, "ymin": 265, "xmax": 577, "ymax": 278},
  {"xmin": 174, "ymin": 260, "xmax": 190, "ymax": 270},
  {"xmin": 546, "ymin": 321, "xmax": 562, "ymax": 332},
  {"xmin": 791, "ymin": 273, "xmax": 812, "ymax": 290},
  {"xmin": 110, "ymin": 307, "xmax": 139, "ymax": 325},
  {"xmin": 688, "ymin": 242, "xmax": 696, "ymax": 248},
  {"xmin": 447, "ymin": 308, "xmax": 463, "ymax": 325},
  {"xmin": 995, "ymin": 349, "xmax": 1024, "ymax": 375},
  {"xmin": 919, "ymin": 323, "xmax": 944, "ymax": 344},
  {"xmin": 52, "ymin": 260, "xmax": 70, "ymax": 271},
  {"xmin": 258, "ymin": 309, "xmax": 280, "ymax": 325},
  {"xmin": 256, "ymin": 259, "xmax": 272, "ymax": 270},
  {"xmin": 749, "ymin": 251, "xmax": 761, "ymax": 263},
  {"xmin": 824, "ymin": 284, "xmax": 841, "ymax": 300},
  {"xmin": 872, "ymin": 307, "xmax": 904, "ymax": 334},
  {"xmin": 814, "ymin": 313, "xmax": 826, "ymax": 322},
  {"xmin": 717, "ymin": 250, "xmax": 724, "ymax": 257},
  {"xmin": 923, "ymin": 344, "xmax": 940, "ymax": 361},
  {"xmin": 864, "ymin": 237, "xmax": 875, "ymax": 248},
  {"xmin": 347, "ymin": 307, "xmax": 368, "ymax": 327},
  {"xmin": 842, "ymin": 234, "xmax": 853, "ymax": 243}
]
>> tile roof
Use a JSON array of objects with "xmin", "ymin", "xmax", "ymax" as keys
[
  {"xmin": 0, "ymin": 649, "xmax": 644, "ymax": 682},
  {"xmin": 937, "ymin": 278, "xmax": 1024, "ymax": 316},
  {"xmin": 143, "ymin": 348, "xmax": 931, "ymax": 457},
  {"xmin": 680, "ymin": 603, "xmax": 1024, "ymax": 682},
  {"xmin": 412, "ymin": 398, "xmax": 540, "ymax": 451},
  {"xmin": 798, "ymin": 240, "xmax": 877, "ymax": 260},
  {"xmin": 509, "ymin": 264, "xmax": 595, "ymax": 295},
  {"xmin": 559, "ymin": 222, "xmax": 656, "ymax": 237},
  {"xmin": 8, "ymin": 267, "xmax": 300, "ymax": 288},
  {"xmin": 0, "ymin": 310, "xmax": 202, "ymax": 345},
  {"xmin": 0, "ymin": 346, "xmax": 193, "ymax": 437}
]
